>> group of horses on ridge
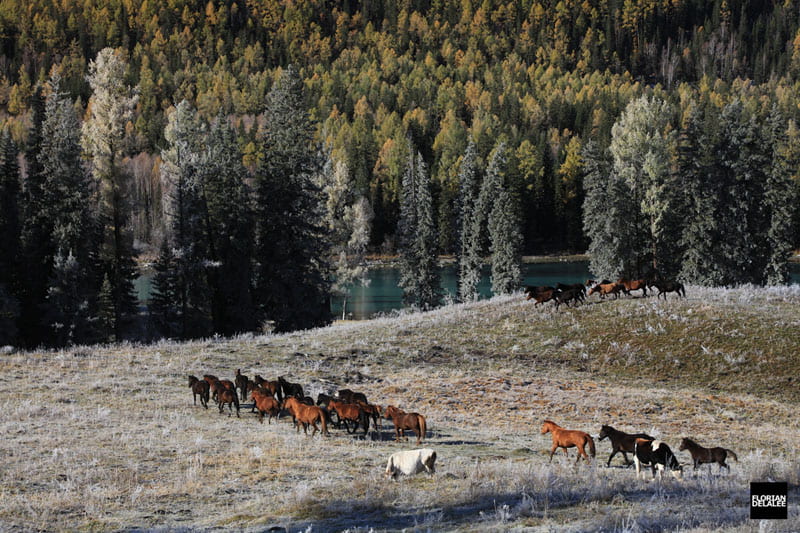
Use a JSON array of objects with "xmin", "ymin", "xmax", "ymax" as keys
[
  {"xmin": 542, "ymin": 420, "xmax": 737, "ymax": 480},
  {"xmin": 187, "ymin": 371, "xmax": 427, "ymax": 443},
  {"xmin": 525, "ymin": 277, "xmax": 686, "ymax": 310}
]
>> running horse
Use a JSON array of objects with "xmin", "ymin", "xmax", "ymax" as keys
[
  {"xmin": 541, "ymin": 420, "xmax": 595, "ymax": 463},
  {"xmin": 598, "ymin": 425, "xmax": 654, "ymax": 466},
  {"xmin": 679, "ymin": 438, "xmax": 737, "ymax": 472}
]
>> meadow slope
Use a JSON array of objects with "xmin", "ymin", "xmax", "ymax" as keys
[{"xmin": 1, "ymin": 286, "xmax": 799, "ymax": 532}]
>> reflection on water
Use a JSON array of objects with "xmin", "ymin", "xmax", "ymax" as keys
[{"xmin": 135, "ymin": 260, "xmax": 800, "ymax": 321}]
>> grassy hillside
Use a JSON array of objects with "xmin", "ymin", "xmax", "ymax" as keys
[{"xmin": 1, "ymin": 285, "xmax": 799, "ymax": 531}]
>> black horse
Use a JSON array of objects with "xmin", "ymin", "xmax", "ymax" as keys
[{"xmin": 598, "ymin": 425, "xmax": 654, "ymax": 467}]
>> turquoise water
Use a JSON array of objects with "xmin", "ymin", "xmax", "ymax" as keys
[{"xmin": 135, "ymin": 261, "xmax": 800, "ymax": 320}]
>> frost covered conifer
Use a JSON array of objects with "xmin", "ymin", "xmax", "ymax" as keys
[
  {"xmin": 457, "ymin": 141, "xmax": 482, "ymax": 302},
  {"xmin": 486, "ymin": 143, "xmax": 522, "ymax": 295},
  {"xmin": 82, "ymin": 48, "xmax": 139, "ymax": 341}
]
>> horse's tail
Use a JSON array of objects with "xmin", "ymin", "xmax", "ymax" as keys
[
  {"xmin": 418, "ymin": 414, "xmax": 427, "ymax": 442},
  {"xmin": 587, "ymin": 435, "xmax": 596, "ymax": 458},
  {"xmin": 726, "ymin": 449, "xmax": 738, "ymax": 462}
]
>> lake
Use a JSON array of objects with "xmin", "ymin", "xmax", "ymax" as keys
[{"xmin": 135, "ymin": 260, "xmax": 800, "ymax": 321}]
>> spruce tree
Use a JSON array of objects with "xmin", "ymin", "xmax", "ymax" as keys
[
  {"xmin": 82, "ymin": 48, "xmax": 139, "ymax": 341},
  {"xmin": 412, "ymin": 153, "xmax": 442, "ymax": 310},
  {"xmin": 252, "ymin": 66, "xmax": 331, "ymax": 332},
  {"xmin": 160, "ymin": 100, "xmax": 210, "ymax": 338},
  {"xmin": 457, "ymin": 141, "xmax": 482, "ymax": 302},
  {"xmin": 397, "ymin": 143, "xmax": 419, "ymax": 306},
  {"xmin": 199, "ymin": 113, "xmax": 255, "ymax": 334},
  {"xmin": 39, "ymin": 74, "xmax": 100, "ymax": 345},
  {"xmin": 486, "ymin": 144, "xmax": 522, "ymax": 295},
  {"xmin": 0, "ymin": 130, "xmax": 20, "ymax": 346},
  {"xmin": 149, "ymin": 240, "xmax": 179, "ymax": 336}
]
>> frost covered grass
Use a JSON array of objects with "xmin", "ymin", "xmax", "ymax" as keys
[{"xmin": 0, "ymin": 285, "xmax": 798, "ymax": 531}]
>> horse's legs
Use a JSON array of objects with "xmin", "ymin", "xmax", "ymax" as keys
[
  {"xmin": 620, "ymin": 451, "xmax": 631, "ymax": 465},
  {"xmin": 549, "ymin": 445, "xmax": 558, "ymax": 462},
  {"xmin": 607, "ymin": 449, "xmax": 618, "ymax": 467}
]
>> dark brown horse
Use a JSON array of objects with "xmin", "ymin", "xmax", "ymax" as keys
[
  {"xmin": 653, "ymin": 281, "xmax": 686, "ymax": 299},
  {"xmin": 251, "ymin": 388, "xmax": 281, "ymax": 424},
  {"xmin": 525, "ymin": 285, "xmax": 555, "ymax": 300},
  {"xmin": 217, "ymin": 387, "xmax": 240, "ymax": 417},
  {"xmin": 336, "ymin": 389, "xmax": 369, "ymax": 405},
  {"xmin": 554, "ymin": 288, "xmax": 584, "ymax": 310},
  {"xmin": 235, "ymin": 369, "xmax": 249, "ymax": 401},
  {"xmin": 541, "ymin": 420, "xmax": 595, "ymax": 463},
  {"xmin": 278, "ymin": 376, "xmax": 304, "ymax": 399},
  {"xmin": 598, "ymin": 425, "xmax": 654, "ymax": 466},
  {"xmin": 531, "ymin": 288, "xmax": 558, "ymax": 307},
  {"xmin": 679, "ymin": 438, "xmax": 737, "ymax": 472},
  {"xmin": 187, "ymin": 375, "xmax": 210, "ymax": 409},
  {"xmin": 384, "ymin": 405, "xmax": 427, "ymax": 445}
]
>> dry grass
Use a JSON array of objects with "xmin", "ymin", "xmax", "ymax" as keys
[{"xmin": 0, "ymin": 285, "xmax": 798, "ymax": 531}]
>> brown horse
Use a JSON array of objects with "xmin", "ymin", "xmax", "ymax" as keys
[
  {"xmin": 525, "ymin": 285, "xmax": 555, "ymax": 300},
  {"xmin": 251, "ymin": 388, "xmax": 281, "ymax": 424},
  {"xmin": 187, "ymin": 375, "xmax": 210, "ymax": 409},
  {"xmin": 653, "ymin": 280, "xmax": 686, "ymax": 299},
  {"xmin": 254, "ymin": 375, "xmax": 282, "ymax": 402},
  {"xmin": 217, "ymin": 387, "xmax": 240, "ymax": 417},
  {"xmin": 679, "ymin": 438, "xmax": 737, "ymax": 472},
  {"xmin": 588, "ymin": 282, "xmax": 626, "ymax": 299},
  {"xmin": 531, "ymin": 288, "xmax": 558, "ymax": 307},
  {"xmin": 617, "ymin": 278, "xmax": 648, "ymax": 297},
  {"xmin": 384, "ymin": 405, "xmax": 427, "ymax": 445},
  {"xmin": 358, "ymin": 402, "xmax": 383, "ymax": 434},
  {"xmin": 327, "ymin": 398, "xmax": 369, "ymax": 435},
  {"xmin": 235, "ymin": 369, "xmax": 249, "ymax": 401},
  {"xmin": 284, "ymin": 397, "xmax": 328, "ymax": 436},
  {"xmin": 598, "ymin": 425, "xmax": 654, "ymax": 466},
  {"xmin": 541, "ymin": 420, "xmax": 595, "ymax": 463}
]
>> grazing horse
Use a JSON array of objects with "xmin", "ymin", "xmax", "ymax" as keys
[
  {"xmin": 328, "ymin": 398, "xmax": 369, "ymax": 435},
  {"xmin": 384, "ymin": 405, "xmax": 427, "ymax": 445},
  {"xmin": 653, "ymin": 281, "xmax": 686, "ymax": 299},
  {"xmin": 278, "ymin": 376, "xmax": 304, "ymax": 399},
  {"xmin": 187, "ymin": 375, "xmax": 210, "ymax": 409},
  {"xmin": 617, "ymin": 278, "xmax": 648, "ymax": 297},
  {"xmin": 598, "ymin": 425, "xmax": 654, "ymax": 466},
  {"xmin": 679, "ymin": 438, "xmax": 737, "ymax": 472},
  {"xmin": 588, "ymin": 282, "xmax": 626, "ymax": 299},
  {"xmin": 633, "ymin": 438, "xmax": 682, "ymax": 480},
  {"xmin": 251, "ymin": 389, "xmax": 281, "ymax": 424},
  {"xmin": 217, "ymin": 387, "xmax": 240, "ymax": 417},
  {"xmin": 541, "ymin": 420, "xmax": 595, "ymax": 463},
  {"xmin": 284, "ymin": 397, "xmax": 328, "ymax": 436},
  {"xmin": 235, "ymin": 369, "xmax": 249, "ymax": 401}
]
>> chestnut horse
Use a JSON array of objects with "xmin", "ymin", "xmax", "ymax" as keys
[
  {"xmin": 598, "ymin": 425, "xmax": 654, "ymax": 466},
  {"xmin": 617, "ymin": 278, "xmax": 648, "ymax": 297},
  {"xmin": 384, "ymin": 405, "xmax": 427, "ymax": 445},
  {"xmin": 254, "ymin": 375, "xmax": 282, "ymax": 402},
  {"xmin": 187, "ymin": 375, "xmax": 210, "ymax": 409},
  {"xmin": 679, "ymin": 438, "xmax": 737, "ymax": 472},
  {"xmin": 284, "ymin": 397, "xmax": 328, "ymax": 436},
  {"xmin": 251, "ymin": 389, "xmax": 281, "ymax": 424},
  {"xmin": 541, "ymin": 420, "xmax": 595, "ymax": 463},
  {"xmin": 588, "ymin": 282, "xmax": 626, "ymax": 299},
  {"xmin": 327, "ymin": 398, "xmax": 369, "ymax": 435}
]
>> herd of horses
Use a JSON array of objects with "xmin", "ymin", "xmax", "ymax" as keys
[
  {"xmin": 187, "ymin": 372, "xmax": 427, "ymax": 443},
  {"xmin": 525, "ymin": 278, "xmax": 686, "ymax": 310},
  {"xmin": 187, "ymin": 373, "xmax": 734, "ymax": 480},
  {"xmin": 543, "ymin": 420, "xmax": 737, "ymax": 479}
]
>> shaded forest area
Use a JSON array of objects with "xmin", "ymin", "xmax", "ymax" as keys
[{"xmin": 1, "ymin": 0, "xmax": 800, "ymax": 252}]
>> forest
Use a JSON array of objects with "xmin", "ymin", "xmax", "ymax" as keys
[{"xmin": 1, "ymin": 0, "xmax": 800, "ymax": 346}]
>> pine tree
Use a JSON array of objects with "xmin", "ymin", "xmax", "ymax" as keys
[
  {"xmin": 457, "ymin": 141, "xmax": 482, "ymax": 302},
  {"xmin": 39, "ymin": 73, "xmax": 100, "ymax": 345},
  {"xmin": 413, "ymin": 153, "xmax": 442, "ymax": 310},
  {"xmin": 397, "ymin": 143, "xmax": 419, "ymax": 306},
  {"xmin": 609, "ymin": 95, "xmax": 676, "ymax": 277},
  {"xmin": 763, "ymin": 108, "xmax": 799, "ymax": 285},
  {"xmin": 486, "ymin": 144, "xmax": 522, "ymax": 295},
  {"xmin": 252, "ymin": 66, "xmax": 331, "ymax": 332},
  {"xmin": 82, "ymin": 48, "xmax": 139, "ymax": 341},
  {"xmin": 0, "ymin": 130, "xmax": 20, "ymax": 346},
  {"xmin": 160, "ymin": 100, "xmax": 210, "ymax": 338},
  {"xmin": 149, "ymin": 240, "xmax": 180, "ymax": 336},
  {"xmin": 199, "ymin": 113, "xmax": 255, "ymax": 334}
]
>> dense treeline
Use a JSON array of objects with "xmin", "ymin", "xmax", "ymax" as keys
[
  {"xmin": 0, "ymin": 2, "xmax": 800, "ymax": 347},
  {"xmin": 1, "ymin": 1, "xmax": 800, "ymax": 252}
]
